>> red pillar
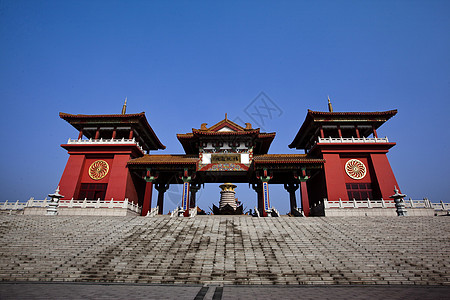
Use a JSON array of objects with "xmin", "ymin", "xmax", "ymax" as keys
[
  {"xmin": 142, "ymin": 181, "xmax": 153, "ymax": 216},
  {"xmin": 78, "ymin": 130, "xmax": 83, "ymax": 140},
  {"xmin": 261, "ymin": 182, "xmax": 270, "ymax": 217},
  {"xmin": 300, "ymin": 181, "xmax": 310, "ymax": 217},
  {"xmin": 372, "ymin": 125, "xmax": 378, "ymax": 138},
  {"xmin": 129, "ymin": 130, "xmax": 134, "ymax": 139},
  {"xmin": 182, "ymin": 181, "xmax": 190, "ymax": 217}
]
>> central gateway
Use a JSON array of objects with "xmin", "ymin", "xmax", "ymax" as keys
[{"xmin": 128, "ymin": 114, "xmax": 323, "ymax": 217}]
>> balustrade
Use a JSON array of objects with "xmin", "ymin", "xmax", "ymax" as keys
[
  {"xmin": 67, "ymin": 137, "xmax": 145, "ymax": 152},
  {"xmin": 0, "ymin": 198, "xmax": 141, "ymax": 214},
  {"xmin": 324, "ymin": 198, "xmax": 438, "ymax": 209},
  {"xmin": 318, "ymin": 136, "xmax": 389, "ymax": 144}
]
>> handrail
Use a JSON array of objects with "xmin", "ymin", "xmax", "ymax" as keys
[
  {"xmin": 147, "ymin": 206, "xmax": 159, "ymax": 217},
  {"xmin": 190, "ymin": 206, "xmax": 198, "ymax": 218},
  {"xmin": 324, "ymin": 198, "xmax": 441, "ymax": 209},
  {"xmin": 170, "ymin": 207, "xmax": 182, "ymax": 217},
  {"xmin": 67, "ymin": 137, "xmax": 145, "ymax": 153},
  {"xmin": 318, "ymin": 137, "xmax": 389, "ymax": 144},
  {"xmin": 253, "ymin": 206, "xmax": 260, "ymax": 218},
  {"xmin": 0, "ymin": 198, "xmax": 141, "ymax": 214}
]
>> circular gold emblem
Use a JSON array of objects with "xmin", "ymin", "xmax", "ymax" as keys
[
  {"xmin": 345, "ymin": 159, "xmax": 367, "ymax": 180},
  {"xmin": 88, "ymin": 160, "xmax": 109, "ymax": 180}
]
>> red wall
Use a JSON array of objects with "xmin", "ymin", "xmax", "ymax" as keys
[
  {"xmin": 370, "ymin": 153, "xmax": 400, "ymax": 199},
  {"xmin": 104, "ymin": 154, "xmax": 131, "ymax": 201},
  {"xmin": 315, "ymin": 144, "xmax": 399, "ymax": 202},
  {"xmin": 58, "ymin": 155, "xmax": 85, "ymax": 199},
  {"xmin": 322, "ymin": 153, "xmax": 348, "ymax": 201},
  {"xmin": 58, "ymin": 144, "xmax": 143, "ymax": 203},
  {"xmin": 79, "ymin": 157, "xmax": 113, "ymax": 183},
  {"xmin": 339, "ymin": 156, "xmax": 373, "ymax": 185}
]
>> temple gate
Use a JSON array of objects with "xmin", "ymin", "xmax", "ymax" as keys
[{"xmin": 57, "ymin": 99, "xmax": 401, "ymax": 217}]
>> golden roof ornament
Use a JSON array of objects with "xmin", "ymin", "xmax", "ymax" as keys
[
  {"xmin": 121, "ymin": 97, "xmax": 127, "ymax": 115},
  {"xmin": 328, "ymin": 96, "xmax": 333, "ymax": 112}
]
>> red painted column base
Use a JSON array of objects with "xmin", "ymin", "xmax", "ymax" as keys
[
  {"xmin": 142, "ymin": 181, "xmax": 153, "ymax": 216},
  {"xmin": 300, "ymin": 181, "xmax": 310, "ymax": 217}
]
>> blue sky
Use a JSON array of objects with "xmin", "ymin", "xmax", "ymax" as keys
[{"xmin": 1, "ymin": 0, "xmax": 449, "ymax": 214}]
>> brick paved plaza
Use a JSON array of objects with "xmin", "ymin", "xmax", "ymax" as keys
[{"xmin": 1, "ymin": 283, "xmax": 449, "ymax": 299}]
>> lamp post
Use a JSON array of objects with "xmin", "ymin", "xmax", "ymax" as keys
[
  {"xmin": 47, "ymin": 186, "xmax": 64, "ymax": 215},
  {"xmin": 390, "ymin": 187, "xmax": 407, "ymax": 216}
]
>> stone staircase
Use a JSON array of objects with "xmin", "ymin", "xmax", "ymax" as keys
[{"xmin": 0, "ymin": 215, "xmax": 449, "ymax": 285}]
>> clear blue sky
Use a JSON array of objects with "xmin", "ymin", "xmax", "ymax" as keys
[{"xmin": 1, "ymin": 0, "xmax": 449, "ymax": 214}]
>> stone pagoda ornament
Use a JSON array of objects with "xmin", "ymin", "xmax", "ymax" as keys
[
  {"xmin": 212, "ymin": 183, "xmax": 243, "ymax": 215},
  {"xmin": 390, "ymin": 186, "xmax": 407, "ymax": 216},
  {"xmin": 47, "ymin": 186, "xmax": 64, "ymax": 215}
]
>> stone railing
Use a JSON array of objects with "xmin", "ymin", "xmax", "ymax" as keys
[
  {"xmin": 268, "ymin": 207, "xmax": 280, "ymax": 217},
  {"xmin": 67, "ymin": 137, "xmax": 145, "ymax": 153},
  {"xmin": 146, "ymin": 206, "xmax": 159, "ymax": 217},
  {"xmin": 431, "ymin": 201, "xmax": 450, "ymax": 211},
  {"xmin": 170, "ymin": 207, "xmax": 183, "ymax": 217},
  {"xmin": 0, "ymin": 198, "xmax": 141, "ymax": 214},
  {"xmin": 291, "ymin": 207, "xmax": 304, "ymax": 217},
  {"xmin": 253, "ymin": 206, "xmax": 260, "ymax": 218},
  {"xmin": 59, "ymin": 198, "xmax": 141, "ymax": 213},
  {"xmin": 190, "ymin": 206, "xmax": 198, "ymax": 218},
  {"xmin": 318, "ymin": 137, "xmax": 389, "ymax": 144},
  {"xmin": 1, "ymin": 200, "xmax": 30, "ymax": 210},
  {"xmin": 324, "ymin": 198, "xmax": 437, "ymax": 209}
]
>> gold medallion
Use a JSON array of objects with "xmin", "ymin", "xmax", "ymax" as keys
[
  {"xmin": 345, "ymin": 159, "xmax": 367, "ymax": 180},
  {"xmin": 88, "ymin": 160, "xmax": 109, "ymax": 180}
]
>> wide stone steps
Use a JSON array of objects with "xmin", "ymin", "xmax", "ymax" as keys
[{"xmin": 0, "ymin": 215, "xmax": 449, "ymax": 285}]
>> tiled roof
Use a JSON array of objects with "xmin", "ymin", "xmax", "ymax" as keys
[
  {"xmin": 253, "ymin": 154, "xmax": 324, "ymax": 164},
  {"xmin": 289, "ymin": 109, "xmax": 398, "ymax": 149},
  {"xmin": 204, "ymin": 118, "xmax": 246, "ymax": 132},
  {"xmin": 307, "ymin": 109, "xmax": 398, "ymax": 117},
  {"xmin": 59, "ymin": 112, "xmax": 166, "ymax": 150},
  {"xmin": 191, "ymin": 129, "xmax": 261, "ymax": 135},
  {"xmin": 59, "ymin": 112, "xmax": 146, "ymax": 119},
  {"xmin": 128, "ymin": 154, "xmax": 198, "ymax": 165}
]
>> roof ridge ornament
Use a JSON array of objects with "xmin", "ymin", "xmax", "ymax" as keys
[
  {"xmin": 327, "ymin": 96, "xmax": 333, "ymax": 112},
  {"xmin": 121, "ymin": 97, "xmax": 127, "ymax": 115}
]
